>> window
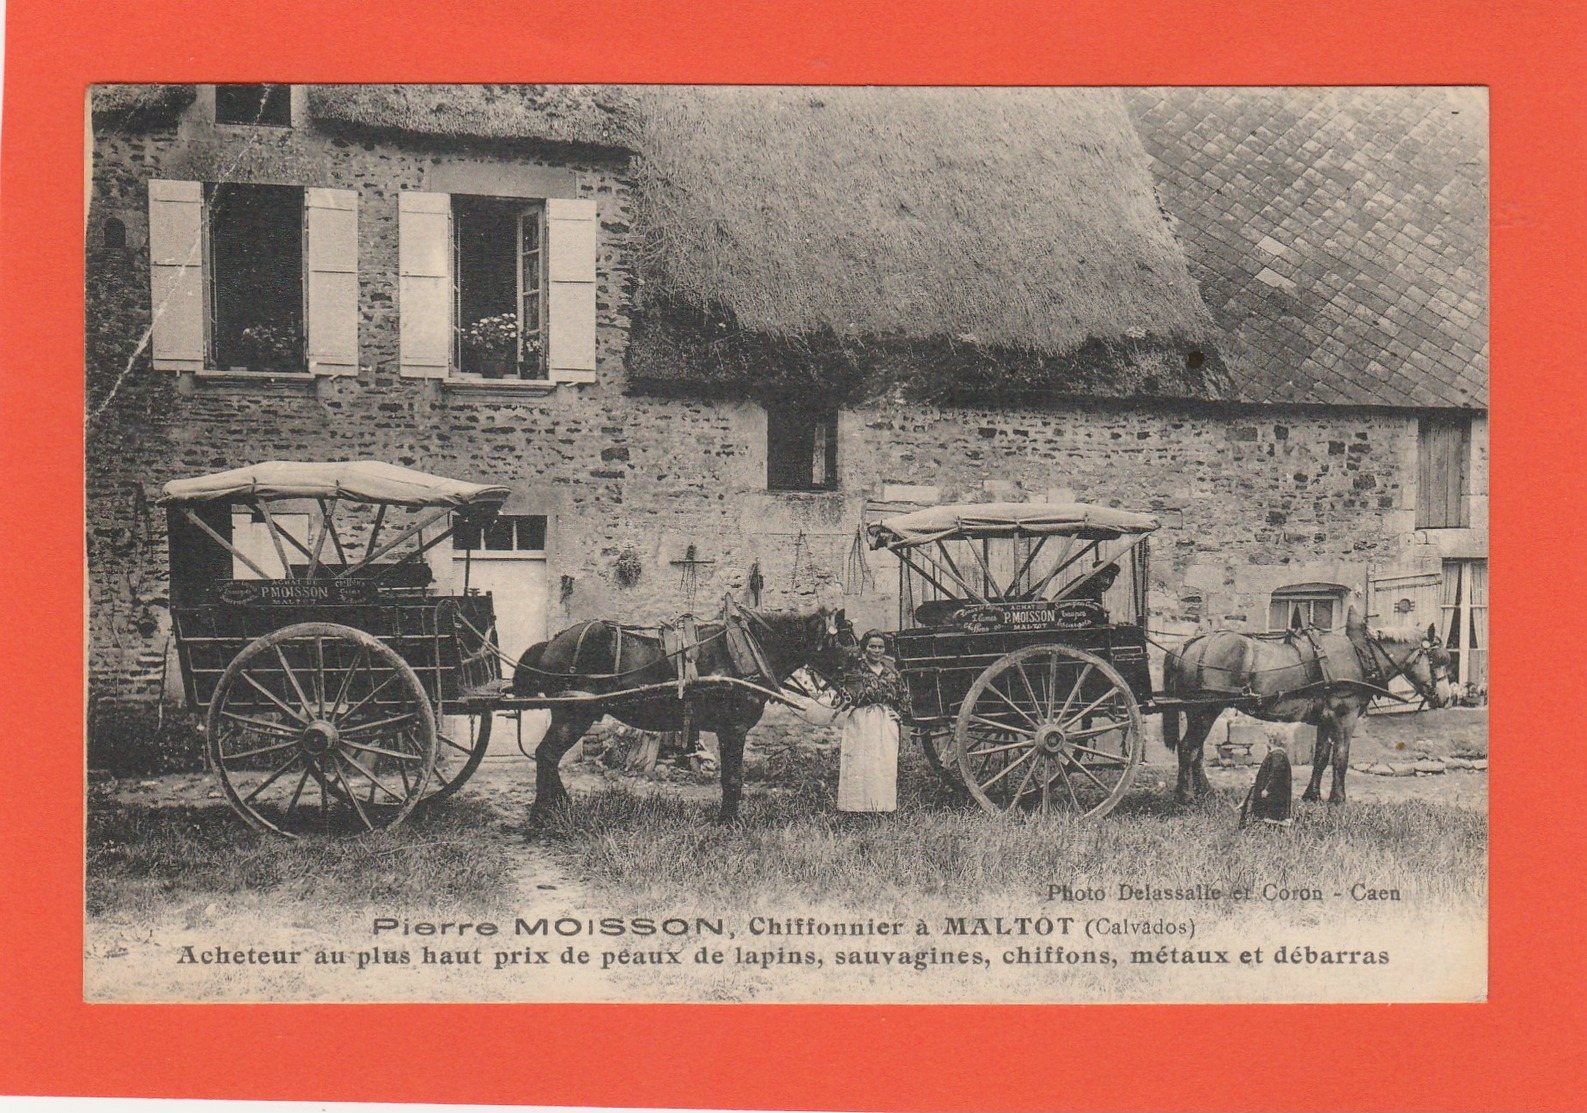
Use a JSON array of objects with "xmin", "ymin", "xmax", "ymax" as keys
[
  {"xmin": 207, "ymin": 183, "xmax": 304, "ymax": 371},
  {"xmin": 1268, "ymin": 583, "xmax": 1349, "ymax": 632},
  {"xmin": 453, "ymin": 515, "xmax": 548, "ymax": 553},
  {"xmin": 453, "ymin": 196, "xmax": 545, "ymax": 379},
  {"xmin": 215, "ymin": 84, "xmax": 293, "ymax": 126},
  {"xmin": 1417, "ymin": 415, "xmax": 1471, "ymax": 528},
  {"xmin": 231, "ymin": 508, "xmax": 309, "ymax": 579},
  {"xmin": 399, "ymin": 192, "xmax": 597, "ymax": 384},
  {"xmin": 147, "ymin": 181, "xmax": 358, "ymax": 376},
  {"xmin": 766, "ymin": 405, "xmax": 839, "ymax": 491},
  {"xmin": 1441, "ymin": 559, "xmax": 1488, "ymax": 690}
]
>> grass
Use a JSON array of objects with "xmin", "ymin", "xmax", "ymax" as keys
[
  {"xmin": 87, "ymin": 794, "xmax": 518, "ymax": 920},
  {"xmin": 86, "ymin": 734, "xmax": 1486, "ymax": 931},
  {"xmin": 540, "ymin": 744, "xmax": 1487, "ymax": 918},
  {"xmin": 85, "ymin": 739, "xmax": 1487, "ymax": 1003}
]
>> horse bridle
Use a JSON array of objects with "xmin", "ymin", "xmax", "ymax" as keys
[{"xmin": 1362, "ymin": 632, "xmax": 1451, "ymax": 706}]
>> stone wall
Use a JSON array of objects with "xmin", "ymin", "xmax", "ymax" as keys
[{"xmin": 85, "ymin": 100, "xmax": 1465, "ymax": 730}]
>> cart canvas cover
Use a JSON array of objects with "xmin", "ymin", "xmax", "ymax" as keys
[
  {"xmin": 159, "ymin": 460, "xmax": 512, "ymax": 509},
  {"xmin": 867, "ymin": 501, "xmax": 1160, "ymax": 548}
]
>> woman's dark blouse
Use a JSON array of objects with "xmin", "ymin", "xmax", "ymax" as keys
[{"xmin": 842, "ymin": 658, "xmax": 910, "ymax": 717}]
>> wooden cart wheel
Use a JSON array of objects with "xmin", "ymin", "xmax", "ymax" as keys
[
  {"xmin": 206, "ymin": 622, "xmax": 437, "ymax": 837},
  {"xmin": 953, "ymin": 643, "xmax": 1142, "ymax": 818},
  {"xmin": 424, "ymin": 713, "xmax": 493, "ymax": 804}
]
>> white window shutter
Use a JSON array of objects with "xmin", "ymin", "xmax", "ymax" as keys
[
  {"xmin": 147, "ymin": 180, "xmax": 206, "ymax": 372},
  {"xmin": 399, "ymin": 191, "xmax": 452, "ymax": 378},
  {"xmin": 305, "ymin": 188, "xmax": 359, "ymax": 375},
  {"xmin": 546, "ymin": 197, "xmax": 598, "ymax": 382}
]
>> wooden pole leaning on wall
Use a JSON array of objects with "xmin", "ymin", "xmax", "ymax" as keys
[
  {"xmin": 252, "ymin": 499, "xmax": 296, "ymax": 580},
  {"xmin": 180, "ymin": 508, "xmax": 272, "ymax": 580}
]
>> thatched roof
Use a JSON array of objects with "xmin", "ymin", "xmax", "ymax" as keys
[
  {"xmin": 308, "ymin": 84, "xmax": 638, "ymax": 151},
  {"xmin": 625, "ymin": 86, "xmax": 1215, "ymax": 401},
  {"xmin": 90, "ymin": 84, "xmax": 195, "ymax": 126},
  {"xmin": 1129, "ymin": 87, "xmax": 1487, "ymax": 410}
]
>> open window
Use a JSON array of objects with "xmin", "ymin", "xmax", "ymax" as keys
[
  {"xmin": 207, "ymin": 183, "xmax": 304, "ymax": 372},
  {"xmin": 1268, "ymin": 582, "xmax": 1349, "ymax": 632},
  {"xmin": 453, "ymin": 196, "xmax": 545, "ymax": 379},
  {"xmin": 214, "ymin": 84, "xmax": 293, "ymax": 127},
  {"xmin": 766, "ymin": 404, "xmax": 839, "ymax": 491},
  {"xmin": 147, "ymin": 180, "xmax": 358, "ymax": 376},
  {"xmin": 399, "ymin": 192, "xmax": 596, "ymax": 384}
]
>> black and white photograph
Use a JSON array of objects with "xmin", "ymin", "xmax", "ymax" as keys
[{"xmin": 84, "ymin": 83, "xmax": 1488, "ymax": 1003}]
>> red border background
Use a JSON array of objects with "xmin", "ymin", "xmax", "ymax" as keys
[{"xmin": 3, "ymin": 1, "xmax": 1584, "ymax": 1108}]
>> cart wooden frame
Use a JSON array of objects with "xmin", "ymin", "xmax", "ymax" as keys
[
  {"xmin": 162, "ymin": 461, "xmax": 534, "ymax": 837},
  {"xmin": 866, "ymin": 501, "xmax": 1160, "ymax": 818}
]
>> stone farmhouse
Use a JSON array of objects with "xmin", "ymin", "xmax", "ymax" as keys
[{"xmin": 85, "ymin": 84, "xmax": 1488, "ymax": 750}]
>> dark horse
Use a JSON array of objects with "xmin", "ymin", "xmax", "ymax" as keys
[
  {"xmin": 512, "ymin": 607, "xmax": 855, "ymax": 823},
  {"xmin": 1161, "ymin": 606, "xmax": 1454, "ymax": 806}
]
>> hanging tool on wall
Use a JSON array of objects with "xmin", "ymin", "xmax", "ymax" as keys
[
  {"xmin": 670, "ymin": 543, "xmax": 714, "ymax": 610},
  {"xmin": 843, "ymin": 524, "xmax": 876, "ymax": 595},
  {"xmin": 789, "ymin": 532, "xmax": 812, "ymax": 597}
]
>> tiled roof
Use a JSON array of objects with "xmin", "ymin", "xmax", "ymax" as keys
[{"xmin": 1128, "ymin": 88, "xmax": 1487, "ymax": 410}]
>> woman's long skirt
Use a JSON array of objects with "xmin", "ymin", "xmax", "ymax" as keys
[{"xmin": 838, "ymin": 705, "xmax": 900, "ymax": 812}]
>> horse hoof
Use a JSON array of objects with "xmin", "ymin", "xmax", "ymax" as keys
[
  {"xmin": 712, "ymin": 811, "xmax": 741, "ymax": 826},
  {"xmin": 1328, "ymin": 796, "xmax": 1347, "ymax": 806},
  {"xmin": 1301, "ymin": 790, "xmax": 1321, "ymax": 803}
]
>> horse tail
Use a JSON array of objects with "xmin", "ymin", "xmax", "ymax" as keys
[{"xmin": 1159, "ymin": 640, "xmax": 1192, "ymax": 753}]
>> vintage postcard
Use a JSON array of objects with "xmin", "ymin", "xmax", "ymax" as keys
[{"xmin": 82, "ymin": 82, "xmax": 1489, "ymax": 1007}]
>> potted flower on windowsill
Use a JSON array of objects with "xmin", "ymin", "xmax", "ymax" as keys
[
  {"xmin": 462, "ymin": 313, "xmax": 518, "ymax": 378},
  {"xmin": 236, "ymin": 322, "xmax": 301, "ymax": 373}
]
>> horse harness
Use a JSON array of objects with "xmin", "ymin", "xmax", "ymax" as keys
[
  {"xmin": 1289, "ymin": 626, "xmax": 1334, "ymax": 689},
  {"xmin": 1353, "ymin": 631, "xmax": 1446, "ymax": 707},
  {"xmin": 562, "ymin": 595, "xmax": 796, "ymax": 698},
  {"xmin": 1169, "ymin": 626, "xmax": 1440, "ymax": 712}
]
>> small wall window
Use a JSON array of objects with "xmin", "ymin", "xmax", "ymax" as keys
[
  {"xmin": 1417, "ymin": 415, "xmax": 1471, "ymax": 529},
  {"xmin": 454, "ymin": 195, "xmax": 546, "ymax": 380},
  {"xmin": 767, "ymin": 405, "xmax": 839, "ymax": 492},
  {"xmin": 453, "ymin": 515, "xmax": 547, "ymax": 553},
  {"xmin": 1269, "ymin": 583, "xmax": 1349, "ymax": 632},
  {"xmin": 215, "ymin": 84, "xmax": 293, "ymax": 127},
  {"xmin": 207, "ymin": 182, "xmax": 305, "ymax": 372}
]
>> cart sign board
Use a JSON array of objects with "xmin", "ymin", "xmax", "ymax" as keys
[
  {"xmin": 214, "ymin": 579, "xmax": 381, "ymax": 606},
  {"xmin": 952, "ymin": 599, "xmax": 1104, "ymax": 633}
]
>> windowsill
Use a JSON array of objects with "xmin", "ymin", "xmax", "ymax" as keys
[
  {"xmin": 452, "ymin": 550, "xmax": 548, "ymax": 561},
  {"xmin": 767, "ymin": 487, "xmax": 842, "ymax": 496},
  {"xmin": 181, "ymin": 369, "xmax": 319, "ymax": 395},
  {"xmin": 443, "ymin": 375, "xmax": 559, "ymax": 395},
  {"xmin": 195, "ymin": 368, "xmax": 313, "ymax": 382}
]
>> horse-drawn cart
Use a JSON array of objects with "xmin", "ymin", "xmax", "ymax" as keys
[
  {"xmin": 164, "ymin": 461, "xmax": 852, "ymax": 837},
  {"xmin": 163, "ymin": 461, "xmax": 519, "ymax": 836},
  {"xmin": 867, "ymin": 501, "xmax": 1160, "ymax": 818}
]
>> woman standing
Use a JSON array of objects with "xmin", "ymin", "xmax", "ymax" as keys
[{"xmin": 837, "ymin": 630, "xmax": 909, "ymax": 813}]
